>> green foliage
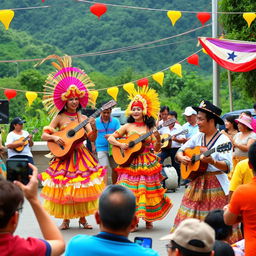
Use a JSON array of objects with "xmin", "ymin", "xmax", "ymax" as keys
[
  {"xmin": 1, "ymin": 0, "xmax": 212, "ymax": 74},
  {"xmin": 0, "ymin": 0, "xmax": 255, "ymax": 135}
]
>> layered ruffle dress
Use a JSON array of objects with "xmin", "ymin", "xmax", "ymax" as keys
[
  {"xmin": 39, "ymin": 127, "xmax": 106, "ymax": 219},
  {"xmin": 115, "ymin": 130, "xmax": 172, "ymax": 222}
]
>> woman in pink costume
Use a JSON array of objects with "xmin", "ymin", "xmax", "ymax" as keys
[{"xmin": 38, "ymin": 55, "xmax": 106, "ymax": 230}]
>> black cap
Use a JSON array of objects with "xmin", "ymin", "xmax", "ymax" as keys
[
  {"xmin": 193, "ymin": 100, "xmax": 224, "ymax": 125},
  {"xmin": 11, "ymin": 117, "xmax": 26, "ymax": 125}
]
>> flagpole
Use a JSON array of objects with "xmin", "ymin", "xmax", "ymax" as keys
[{"xmin": 212, "ymin": 0, "xmax": 220, "ymax": 106}]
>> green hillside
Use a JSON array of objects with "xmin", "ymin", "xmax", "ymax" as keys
[{"xmin": 1, "ymin": 0, "xmax": 213, "ymax": 75}]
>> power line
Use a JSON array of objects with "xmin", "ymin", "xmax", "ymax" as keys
[
  {"xmin": 75, "ymin": 0, "xmax": 255, "ymax": 14},
  {"xmin": 0, "ymin": 24, "xmax": 210, "ymax": 63}
]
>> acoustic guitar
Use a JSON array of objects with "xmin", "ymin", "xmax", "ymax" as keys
[
  {"xmin": 14, "ymin": 128, "xmax": 39, "ymax": 153},
  {"xmin": 160, "ymin": 129, "xmax": 188, "ymax": 149},
  {"xmin": 112, "ymin": 118, "xmax": 175, "ymax": 165},
  {"xmin": 48, "ymin": 100, "xmax": 117, "ymax": 158},
  {"xmin": 180, "ymin": 141, "xmax": 232, "ymax": 180}
]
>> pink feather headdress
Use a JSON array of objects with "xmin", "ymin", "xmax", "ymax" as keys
[{"xmin": 37, "ymin": 55, "xmax": 94, "ymax": 117}]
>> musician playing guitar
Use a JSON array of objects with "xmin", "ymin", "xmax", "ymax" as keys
[
  {"xmin": 173, "ymin": 100, "xmax": 241, "ymax": 242},
  {"xmin": 6, "ymin": 117, "xmax": 34, "ymax": 165},
  {"xmin": 38, "ymin": 55, "xmax": 106, "ymax": 231},
  {"xmin": 108, "ymin": 87, "xmax": 172, "ymax": 231},
  {"xmin": 159, "ymin": 110, "xmax": 186, "ymax": 186}
]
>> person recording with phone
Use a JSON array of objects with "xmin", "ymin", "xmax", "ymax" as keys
[
  {"xmin": 5, "ymin": 117, "xmax": 34, "ymax": 165},
  {"xmin": 0, "ymin": 163, "xmax": 65, "ymax": 256},
  {"xmin": 65, "ymin": 184, "xmax": 159, "ymax": 256}
]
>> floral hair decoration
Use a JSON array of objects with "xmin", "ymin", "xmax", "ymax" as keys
[
  {"xmin": 37, "ymin": 55, "xmax": 95, "ymax": 117},
  {"xmin": 125, "ymin": 86, "xmax": 160, "ymax": 120}
]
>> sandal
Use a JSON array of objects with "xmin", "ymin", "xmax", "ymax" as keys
[
  {"xmin": 59, "ymin": 220, "xmax": 70, "ymax": 230},
  {"xmin": 78, "ymin": 220, "xmax": 93, "ymax": 229},
  {"xmin": 146, "ymin": 221, "xmax": 153, "ymax": 229}
]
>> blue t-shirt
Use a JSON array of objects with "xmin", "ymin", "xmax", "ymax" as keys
[
  {"xmin": 95, "ymin": 117, "xmax": 120, "ymax": 152},
  {"xmin": 65, "ymin": 232, "xmax": 159, "ymax": 256},
  {"xmin": 182, "ymin": 122, "xmax": 199, "ymax": 139}
]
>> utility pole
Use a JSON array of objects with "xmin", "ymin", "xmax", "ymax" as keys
[{"xmin": 212, "ymin": 0, "xmax": 220, "ymax": 106}]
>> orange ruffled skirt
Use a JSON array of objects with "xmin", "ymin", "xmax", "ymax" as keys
[
  {"xmin": 116, "ymin": 150, "xmax": 172, "ymax": 222},
  {"xmin": 39, "ymin": 144, "xmax": 106, "ymax": 219}
]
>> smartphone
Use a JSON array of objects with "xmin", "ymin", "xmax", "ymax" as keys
[
  {"xmin": 6, "ymin": 158, "xmax": 30, "ymax": 184},
  {"xmin": 134, "ymin": 237, "xmax": 152, "ymax": 248}
]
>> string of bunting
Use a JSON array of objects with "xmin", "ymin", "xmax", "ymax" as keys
[
  {"xmin": 0, "ymin": 2, "xmax": 255, "ymax": 30},
  {"xmin": 0, "ymin": 24, "xmax": 210, "ymax": 63},
  {"xmin": 0, "ymin": 48, "xmax": 206, "ymax": 106}
]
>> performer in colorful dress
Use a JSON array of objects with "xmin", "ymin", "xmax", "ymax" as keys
[
  {"xmin": 38, "ymin": 55, "xmax": 106, "ymax": 230},
  {"xmin": 108, "ymin": 86, "xmax": 172, "ymax": 230},
  {"xmin": 174, "ymin": 100, "xmax": 242, "ymax": 243}
]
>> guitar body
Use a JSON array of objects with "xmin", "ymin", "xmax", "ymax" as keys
[
  {"xmin": 14, "ymin": 138, "xmax": 28, "ymax": 153},
  {"xmin": 160, "ymin": 134, "xmax": 172, "ymax": 149},
  {"xmin": 48, "ymin": 121, "xmax": 85, "ymax": 158},
  {"xmin": 112, "ymin": 133, "xmax": 143, "ymax": 165},
  {"xmin": 181, "ymin": 146, "xmax": 208, "ymax": 180}
]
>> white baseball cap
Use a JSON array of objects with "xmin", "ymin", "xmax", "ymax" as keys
[{"xmin": 183, "ymin": 106, "xmax": 197, "ymax": 116}]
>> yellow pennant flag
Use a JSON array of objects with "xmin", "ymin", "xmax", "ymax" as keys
[
  {"xmin": 107, "ymin": 87, "xmax": 119, "ymax": 101},
  {"xmin": 89, "ymin": 90, "xmax": 99, "ymax": 106},
  {"xmin": 167, "ymin": 11, "xmax": 182, "ymax": 26},
  {"xmin": 123, "ymin": 82, "xmax": 135, "ymax": 95},
  {"xmin": 0, "ymin": 10, "xmax": 15, "ymax": 30},
  {"xmin": 243, "ymin": 12, "xmax": 256, "ymax": 28},
  {"xmin": 26, "ymin": 91, "xmax": 38, "ymax": 106},
  {"xmin": 152, "ymin": 72, "xmax": 164, "ymax": 86},
  {"xmin": 170, "ymin": 63, "xmax": 182, "ymax": 78}
]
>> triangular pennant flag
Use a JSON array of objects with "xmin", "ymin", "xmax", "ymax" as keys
[
  {"xmin": 243, "ymin": 12, "xmax": 256, "ymax": 28},
  {"xmin": 170, "ymin": 63, "xmax": 182, "ymax": 77},
  {"xmin": 0, "ymin": 10, "xmax": 15, "ymax": 30},
  {"xmin": 167, "ymin": 11, "xmax": 182, "ymax": 26},
  {"xmin": 152, "ymin": 72, "xmax": 164, "ymax": 86}
]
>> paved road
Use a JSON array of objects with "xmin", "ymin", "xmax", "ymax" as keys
[{"xmin": 16, "ymin": 187, "xmax": 185, "ymax": 256}]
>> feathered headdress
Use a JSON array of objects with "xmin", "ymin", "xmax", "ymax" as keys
[
  {"xmin": 125, "ymin": 86, "xmax": 160, "ymax": 120},
  {"xmin": 37, "ymin": 55, "xmax": 95, "ymax": 117}
]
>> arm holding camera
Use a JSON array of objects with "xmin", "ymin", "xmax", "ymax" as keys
[{"xmin": 14, "ymin": 163, "xmax": 65, "ymax": 256}]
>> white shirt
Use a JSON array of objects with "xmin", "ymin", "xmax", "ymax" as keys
[
  {"xmin": 180, "ymin": 132, "xmax": 232, "ymax": 195},
  {"xmin": 6, "ymin": 130, "xmax": 33, "ymax": 158},
  {"xmin": 161, "ymin": 123, "xmax": 185, "ymax": 148}
]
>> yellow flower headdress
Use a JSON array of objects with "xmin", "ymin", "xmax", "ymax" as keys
[
  {"xmin": 125, "ymin": 86, "xmax": 160, "ymax": 120},
  {"xmin": 37, "ymin": 55, "xmax": 95, "ymax": 117}
]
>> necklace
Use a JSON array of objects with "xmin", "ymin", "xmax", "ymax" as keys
[
  {"xmin": 64, "ymin": 112, "xmax": 77, "ymax": 121},
  {"xmin": 134, "ymin": 122, "xmax": 145, "ymax": 127}
]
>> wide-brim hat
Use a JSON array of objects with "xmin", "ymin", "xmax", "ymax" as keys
[
  {"xmin": 235, "ymin": 115, "xmax": 253, "ymax": 130},
  {"xmin": 193, "ymin": 100, "xmax": 224, "ymax": 125}
]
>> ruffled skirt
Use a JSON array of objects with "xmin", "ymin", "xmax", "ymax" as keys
[
  {"xmin": 39, "ymin": 144, "xmax": 106, "ymax": 219},
  {"xmin": 116, "ymin": 151, "xmax": 172, "ymax": 222},
  {"xmin": 173, "ymin": 173, "xmax": 242, "ymax": 243}
]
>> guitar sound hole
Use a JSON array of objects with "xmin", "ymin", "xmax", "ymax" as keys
[
  {"xmin": 67, "ymin": 130, "xmax": 76, "ymax": 138},
  {"xmin": 129, "ymin": 141, "xmax": 135, "ymax": 147}
]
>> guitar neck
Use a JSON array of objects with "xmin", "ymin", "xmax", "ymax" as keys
[
  {"xmin": 194, "ymin": 147, "xmax": 216, "ymax": 162},
  {"xmin": 132, "ymin": 124, "xmax": 164, "ymax": 145},
  {"xmin": 74, "ymin": 108, "xmax": 102, "ymax": 133},
  {"xmin": 22, "ymin": 131, "xmax": 36, "ymax": 142}
]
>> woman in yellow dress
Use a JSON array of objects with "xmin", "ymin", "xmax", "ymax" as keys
[
  {"xmin": 38, "ymin": 55, "xmax": 106, "ymax": 230},
  {"xmin": 108, "ymin": 87, "xmax": 172, "ymax": 230}
]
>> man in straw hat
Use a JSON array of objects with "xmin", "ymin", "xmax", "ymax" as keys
[{"xmin": 173, "ymin": 100, "xmax": 241, "ymax": 242}]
